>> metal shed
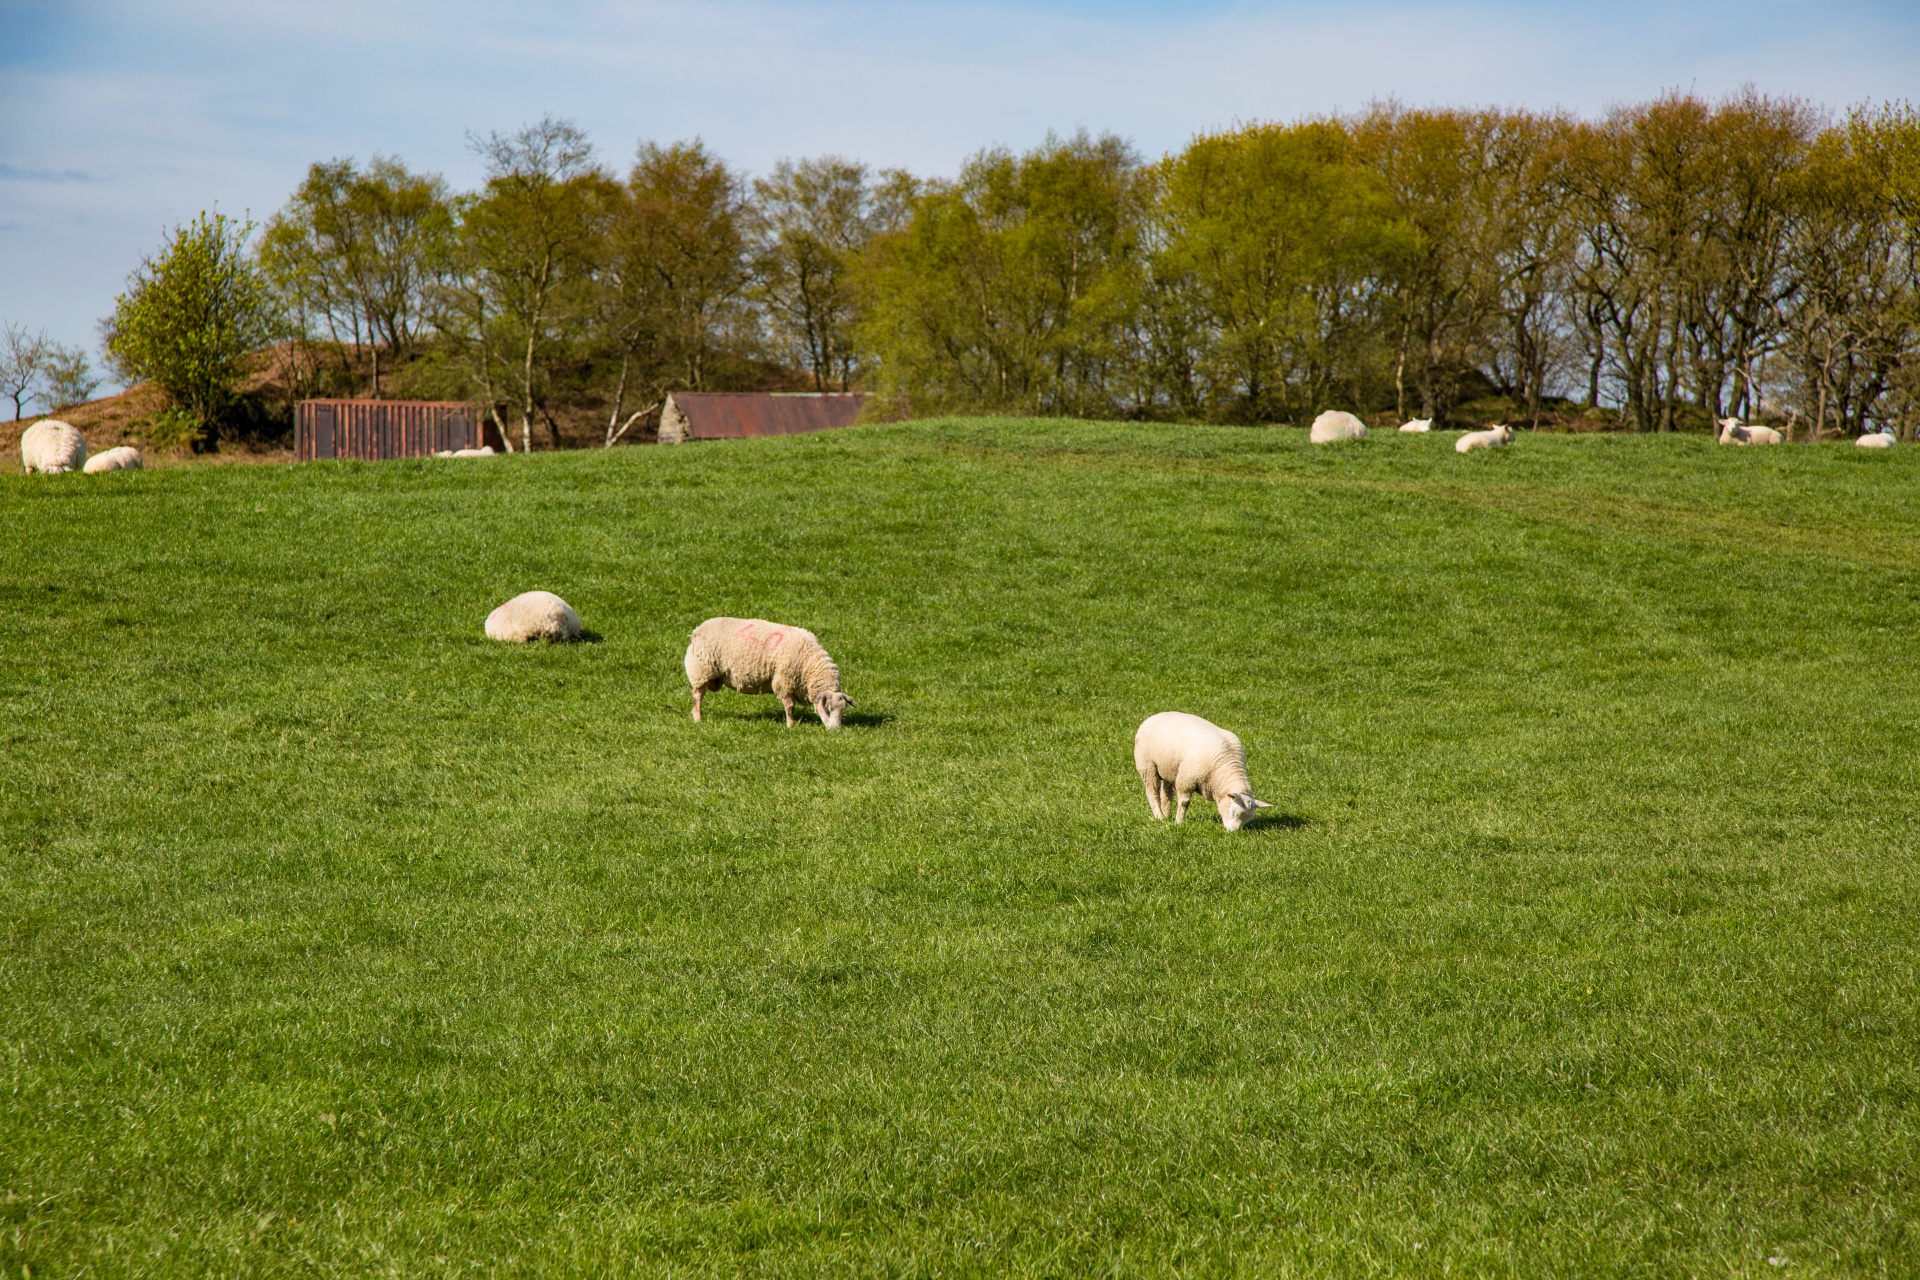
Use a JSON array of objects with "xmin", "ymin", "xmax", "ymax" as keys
[
  {"xmin": 658, "ymin": 392, "xmax": 869, "ymax": 444},
  {"xmin": 295, "ymin": 400, "xmax": 495, "ymax": 461}
]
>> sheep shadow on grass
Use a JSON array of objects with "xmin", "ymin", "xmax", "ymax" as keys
[{"xmin": 700, "ymin": 705, "xmax": 893, "ymax": 729}]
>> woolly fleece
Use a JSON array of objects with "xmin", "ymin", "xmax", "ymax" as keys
[
  {"xmin": 1309, "ymin": 410, "xmax": 1368, "ymax": 443},
  {"xmin": 21, "ymin": 420, "xmax": 86, "ymax": 474},
  {"xmin": 485, "ymin": 591, "xmax": 581, "ymax": 643},
  {"xmin": 685, "ymin": 617, "xmax": 850, "ymax": 728},
  {"xmin": 83, "ymin": 446, "xmax": 143, "ymax": 473},
  {"xmin": 1133, "ymin": 711, "xmax": 1268, "ymax": 830},
  {"xmin": 1456, "ymin": 424, "xmax": 1514, "ymax": 453}
]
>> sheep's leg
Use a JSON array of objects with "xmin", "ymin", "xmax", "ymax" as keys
[
  {"xmin": 1139, "ymin": 768, "xmax": 1167, "ymax": 819},
  {"xmin": 1174, "ymin": 789, "xmax": 1192, "ymax": 823},
  {"xmin": 691, "ymin": 687, "xmax": 704, "ymax": 722},
  {"xmin": 781, "ymin": 694, "xmax": 796, "ymax": 727}
]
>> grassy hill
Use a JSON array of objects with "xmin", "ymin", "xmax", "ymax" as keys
[{"xmin": 2, "ymin": 420, "xmax": 1916, "ymax": 1275}]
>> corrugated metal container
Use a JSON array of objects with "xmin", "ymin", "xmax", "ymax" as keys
[
  {"xmin": 295, "ymin": 400, "xmax": 493, "ymax": 461},
  {"xmin": 659, "ymin": 392, "xmax": 869, "ymax": 444}
]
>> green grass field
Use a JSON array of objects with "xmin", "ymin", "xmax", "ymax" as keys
[{"xmin": 3, "ymin": 420, "xmax": 1917, "ymax": 1276}]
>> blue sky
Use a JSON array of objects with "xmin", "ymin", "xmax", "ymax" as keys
[{"xmin": 3, "ymin": 0, "xmax": 1918, "ymax": 392}]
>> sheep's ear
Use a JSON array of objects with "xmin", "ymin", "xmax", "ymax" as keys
[
  {"xmin": 841, "ymin": 694, "xmax": 856, "ymax": 707},
  {"xmin": 1250, "ymin": 797, "xmax": 1273, "ymax": 809}
]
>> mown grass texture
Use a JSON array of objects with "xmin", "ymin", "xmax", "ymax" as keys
[{"xmin": 2, "ymin": 419, "xmax": 1917, "ymax": 1277}]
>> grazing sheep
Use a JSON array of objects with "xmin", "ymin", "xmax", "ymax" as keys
[
  {"xmin": 1398, "ymin": 418, "xmax": 1433, "ymax": 433},
  {"xmin": 684, "ymin": 616, "xmax": 853, "ymax": 728},
  {"xmin": 484, "ymin": 590, "xmax": 581, "ymax": 643},
  {"xmin": 1309, "ymin": 410, "xmax": 1368, "ymax": 443},
  {"xmin": 1719, "ymin": 417, "xmax": 1783, "ymax": 445},
  {"xmin": 82, "ymin": 446, "xmax": 142, "ymax": 473},
  {"xmin": 1857, "ymin": 427, "xmax": 1897, "ymax": 449},
  {"xmin": 1455, "ymin": 423, "xmax": 1515, "ymax": 453},
  {"xmin": 1133, "ymin": 711, "xmax": 1271, "ymax": 831},
  {"xmin": 20, "ymin": 419, "xmax": 86, "ymax": 473}
]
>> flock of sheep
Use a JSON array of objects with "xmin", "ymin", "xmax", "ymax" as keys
[
  {"xmin": 1308, "ymin": 410, "xmax": 1516, "ymax": 452},
  {"xmin": 19, "ymin": 408, "xmax": 1901, "ymax": 478},
  {"xmin": 1308, "ymin": 409, "xmax": 1901, "ymax": 449},
  {"xmin": 484, "ymin": 591, "xmax": 1272, "ymax": 830},
  {"xmin": 18, "ymin": 419, "xmax": 142, "ymax": 473},
  {"xmin": 20, "ymin": 404, "xmax": 1900, "ymax": 828}
]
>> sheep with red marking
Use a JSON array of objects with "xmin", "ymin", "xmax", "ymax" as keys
[{"xmin": 685, "ymin": 617, "xmax": 853, "ymax": 728}]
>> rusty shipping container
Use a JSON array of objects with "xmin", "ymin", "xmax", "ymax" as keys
[
  {"xmin": 658, "ymin": 392, "xmax": 868, "ymax": 443},
  {"xmin": 296, "ymin": 400, "xmax": 498, "ymax": 461}
]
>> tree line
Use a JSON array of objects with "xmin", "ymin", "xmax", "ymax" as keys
[{"xmin": 82, "ymin": 91, "xmax": 1920, "ymax": 447}]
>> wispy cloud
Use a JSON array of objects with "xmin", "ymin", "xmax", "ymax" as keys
[{"xmin": 0, "ymin": 164, "xmax": 100, "ymax": 183}]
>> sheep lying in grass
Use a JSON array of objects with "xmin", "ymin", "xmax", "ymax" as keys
[
  {"xmin": 1455, "ymin": 423, "xmax": 1514, "ymax": 453},
  {"xmin": 434, "ymin": 446, "xmax": 496, "ymax": 457},
  {"xmin": 20, "ymin": 420, "xmax": 86, "ymax": 473},
  {"xmin": 1719, "ymin": 418, "xmax": 1783, "ymax": 445},
  {"xmin": 1133, "ymin": 711, "xmax": 1271, "ymax": 831},
  {"xmin": 1398, "ymin": 418, "xmax": 1433, "ymax": 433},
  {"xmin": 83, "ymin": 446, "xmax": 142, "ymax": 473},
  {"xmin": 1309, "ymin": 410, "xmax": 1368, "ymax": 443},
  {"xmin": 685, "ymin": 617, "xmax": 854, "ymax": 728},
  {"xmin": 485, "ymin": 591, "xmax": 581, "ymax": 643},
  {"xmin": 1857, "ymin": 427, "xmax": 1897, "ymax": 449}
]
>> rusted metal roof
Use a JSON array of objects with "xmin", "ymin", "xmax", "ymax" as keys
[{"xmin": 660, "ymin": 392, "xmax": 868, "ymax": 443}]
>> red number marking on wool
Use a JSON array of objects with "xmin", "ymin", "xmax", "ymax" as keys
[{"xmin": 767, "ymin": 631, "xmax": 785, "ymax": 649}]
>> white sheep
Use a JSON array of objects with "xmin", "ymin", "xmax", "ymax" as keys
[
  {"xmin": 82, "ymin": 446, "xmax": 142, "ymax": 473},
  {"xmin": 685, "ymin": 616, "xmax": 853, "ymax": 728},
  {"xmin": 1133, "ymin": 711, "xmax": 1271, "ymax": 831},
  {"xmin": 20, "ymin": 420, "xmax": 86, "ymax": 473},
  {"xmin": 1857, "ymin": 427, "xmax": 1897, "ymax": 449},
  {"xmin": 1719, "ymin": 418, "xmax": 1783, "ymax": 445},
  {"xmin": 1398, "ymin": 418, "xmax": 1433, "ymax": 433},
  {"xmin": 434, "ymin": 446, "xmax": 496, "ymax": 457},
  {"xmin": 1309, "ymin": 410, "xmax": 1368, "ymax": 443},
  {"xmin": 484, "ymin": 591, "xmax": 582, "ymax": 643},
  {"xmin": 1455, "ymin": 423, "xmax": 1515, "ymax": 453}
]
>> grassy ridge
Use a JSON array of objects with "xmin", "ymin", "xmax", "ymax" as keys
[{"xmin": 2, "ymin": 421, "xmax": 1917, "ymax": 1276}]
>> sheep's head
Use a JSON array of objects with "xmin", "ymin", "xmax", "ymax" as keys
[
  {"xmin": 1217, "ymin": 793, "xmax": 1272, "ymax": 831},
  {"xmin": 1494, "ymin": 423, "xmax": 1514, "ymax": 444},
  {"xmin": 815, "ymin": 691, "xmax": 855, "ymax": 729}
]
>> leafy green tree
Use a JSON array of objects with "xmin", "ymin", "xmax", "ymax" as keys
[
  {"xmin": 102, "ymin": 211, "xmax": 280, "ymax": 446},
  {"xmin": 862, "ymin": 132, "xmax": 1143, "ymax": 416},
  {"xmin": 440, "ymin": 117, "xmax": 613, "ymax": 451},
  {"xmin": 260, "ymin": 156, "xmax": 455, "ymax": 396},
  {"xmin": 39, "ymin": 342, "xmax": 101, "ymax": 410},
  {"xmin": 751, "ymin": 157, "xmax": 912, "ymax": 392},
  {"xmin": 1153, "ymin": 121, "xmax": 1410, "ymax": 423},
  {"xmin": 1352, "ymin": 106, "xmax": 1508, "ymax": 423},
  {"xmin": 1778, "ymin": 108, "xmax": 1919, "ymax": 438}
]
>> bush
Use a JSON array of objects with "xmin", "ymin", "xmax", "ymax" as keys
[{"xmin": 103, "ymin": 212, "xmax": 280, "ymax": 450}]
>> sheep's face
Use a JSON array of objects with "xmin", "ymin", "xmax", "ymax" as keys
[
  {"xmin": 815, "ymin": 691, "xmax": 855, "ymax": 729},
  {"xmin": 1217, "ymin": 793, "xmax": 1272, "ymax": 831}
]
